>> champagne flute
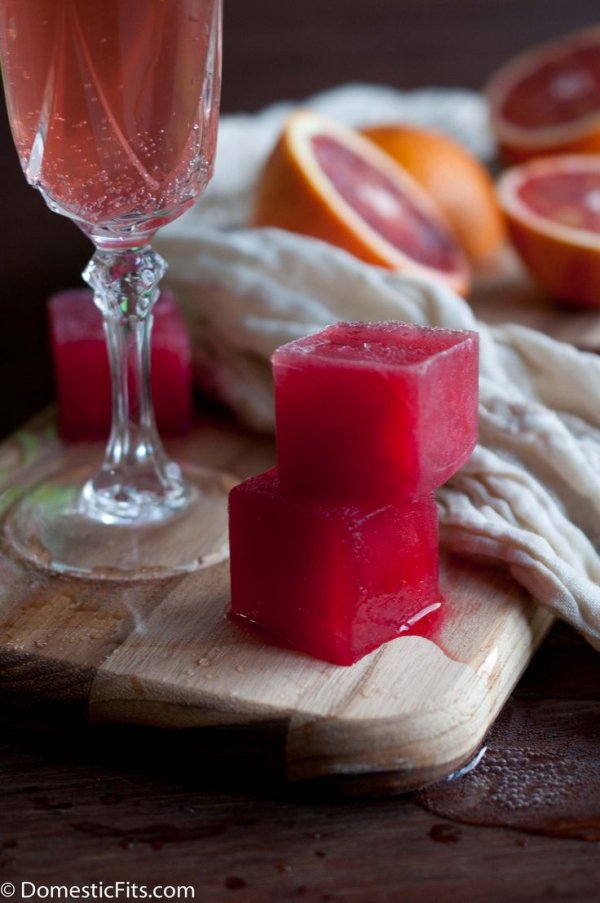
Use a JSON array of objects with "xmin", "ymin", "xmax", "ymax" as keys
[{"xmin": 0, "ymin": 0, "xmax": 230, "ymax": 578}]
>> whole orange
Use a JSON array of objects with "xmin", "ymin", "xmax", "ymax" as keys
[{"xmin": 363, "ymin": 124, "xmax": 506, "ymax": 265}]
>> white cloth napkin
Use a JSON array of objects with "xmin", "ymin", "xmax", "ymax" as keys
[{"xmin": 155, "ymin": 84, "xmax": 600, "ymax": 651}]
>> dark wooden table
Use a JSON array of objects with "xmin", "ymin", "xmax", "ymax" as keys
[
  {"xmin": 2, "ymin": 623, "xmax": 600, "ymax": 901},
  {"xmin": 2, "ymin": 1, "xmax": 600, "ymax": 899}
]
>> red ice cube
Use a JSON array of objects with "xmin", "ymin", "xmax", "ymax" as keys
[
  {"xmin": 272, "ymin": 321, "xmax": 479, "ymax": 500},
  {"xmin": 229, "ymin": 468, "xmax": 441, "ymax": 666},
  {"xmin": 48, "ymin": 288, "xmax": 193, "ymax": 441}
]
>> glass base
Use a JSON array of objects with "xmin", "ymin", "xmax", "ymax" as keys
[{"xmin": 4, "ymin": 463, "xmax": 236, "ymax": 580}]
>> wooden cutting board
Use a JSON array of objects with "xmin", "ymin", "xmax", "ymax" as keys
[{"xmin": 0, "ymin": 405, "xmax": 554, "ymax": 793}]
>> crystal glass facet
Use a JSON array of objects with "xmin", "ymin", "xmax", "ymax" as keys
[{"xmin": 0, "ymin": 0, "xmax": 230, "ymax": 578}]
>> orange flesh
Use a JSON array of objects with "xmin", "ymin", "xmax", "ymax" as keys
[
  {"xmin": 311, "ymin": 135, "xmax": 460, "ymax": 273},
  {"xmin": 502, "ymin": 45, "xmax": 600, "ymax": 128},
  {"xmin": 518, "ymin": 170, "xmax": 600, "ymax": 232}
]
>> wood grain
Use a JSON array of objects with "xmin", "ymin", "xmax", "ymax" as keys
[
  {"xmin": 0, "ymin": 409, "xmax": 553, "ymax": 791},
  {"xmin": 1, "ymin": 623, "xmax": 599, "ymax": 903}
]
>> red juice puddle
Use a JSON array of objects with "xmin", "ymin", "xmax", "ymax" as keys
[
  {"xmin": 415, "ymin": 695, "xmax": 600, "ymax": 842},
  {"xmin": 230, "ymin": 597, "xmax": 446, "ymax": 667},
  {"xmin": 400, "ymin": 597, "xmax": 446, "ymax": 646}
]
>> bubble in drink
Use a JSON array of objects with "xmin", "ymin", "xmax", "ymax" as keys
[{"xmin": 0, "ymin": 0, "xmax": 220, "ymax": 240}]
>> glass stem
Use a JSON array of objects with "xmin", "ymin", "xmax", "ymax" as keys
[{"xmin": 81, "ymin": 246, "xmax": 189, "ymax": 524}]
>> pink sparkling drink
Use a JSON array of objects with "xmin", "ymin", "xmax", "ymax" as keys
[
  {"xmin": 0, "ymin": 0, "xmax": 220, "ymax": 246},
  {"xmin": 0, "ymin": 1, "xmax": 228, "ymax": 579}
]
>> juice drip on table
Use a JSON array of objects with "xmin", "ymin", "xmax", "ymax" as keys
[
  {"xmin": 417, "ymin": 625, "xmax": 600, "ymax": 841},
  {"xmin": 0, "ymin": 0, "xmax": 219, "ymax": 236}
]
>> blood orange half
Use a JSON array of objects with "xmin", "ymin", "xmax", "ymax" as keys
[
  {"xmin": 488, "ymin": 26, "xmax": 600, "ymax": 162},
  {"xmin": 363, "ymin": 124, "xmax": 506, "ymax": 265},
  {"xmin": 253, "ymin": 111, "xmax": 470, "ymax": 295},
  {"xmin": 498, "ymin": 155, "xmax": 600, "ymax": 307}
]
